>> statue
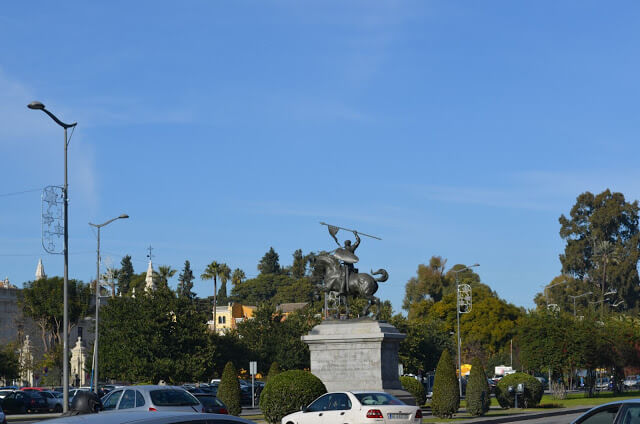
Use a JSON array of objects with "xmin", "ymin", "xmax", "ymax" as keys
[{"xmin": 316, "ymin": 223, "xmax": 388, "ymax": 318}]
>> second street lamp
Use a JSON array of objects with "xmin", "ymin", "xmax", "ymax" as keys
[
  {"xmin": 89, "ymin": 214, "xmax": 129, "ymax": 393},
  {"xmin": 452, "ymin": 263, "xmax": 479, "ymax": 398},
  {"xmin": 28, "ymin": 101, "xmax": 76, "ymax": 412}
]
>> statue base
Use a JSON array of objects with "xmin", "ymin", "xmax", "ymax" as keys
[{"xmin": 302, "ymin": 318, "xmax": 415, "ymax": 405}]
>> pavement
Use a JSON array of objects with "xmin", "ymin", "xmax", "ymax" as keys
[{"xmin": 6, "ymin": 405, "xmax": 591, "ymax": 424}]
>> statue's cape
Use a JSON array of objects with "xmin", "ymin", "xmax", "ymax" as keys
[{"xmin": 333, "ymin": 248, "xmax": 359, "ymax": 264}]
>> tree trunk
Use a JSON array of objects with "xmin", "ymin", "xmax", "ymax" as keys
[{"xmin": 213, "ymin": 275, "xmax": 217, "ymax": 333}]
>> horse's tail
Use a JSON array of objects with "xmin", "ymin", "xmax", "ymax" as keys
[{"xmin": 371, "ymin": 269, "xmax": 388, "ymax": 282}]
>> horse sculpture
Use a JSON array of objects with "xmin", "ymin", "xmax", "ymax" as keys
[{"xmin": 313, "ymin": 253, "xmax": 388, "ymax": 318}]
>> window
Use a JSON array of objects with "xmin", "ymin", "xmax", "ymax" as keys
[
  {"xmin": 355, "ymin": 393, "xmax": 403, "ymax": 406},
  {"xmin": 103, "ymin": 390, "xmax": 123, "ymax": 411},
  {"xmin": 327, "ymin": 393, "xmax": 351, "ymax": 411},
  {"xmin": 135, "ymin": 390, "xmax": 146, "ymax": 407},
  {"xmin": 577, "ymin": 406, "xmax": 620, "ymax": 424},
  {"xmin": 118, "ymin": 390, "xmax": 136, "ymax": 409},
  {"xmin": 150, "ymin": 389, "xmax": 200, "ymax": 406},
  {"xmin": 307, "ymin": 394, "xmax": 331, "ymax": 412},
  {"xmin": 619, "ymin": 404, "xmax": 640, "ymax": 424},
  {"xmin": 218, "ymin": 316, "xmax": 226, "ymax": 324}
]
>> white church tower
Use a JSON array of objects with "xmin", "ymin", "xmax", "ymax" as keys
[
  {"xmin": 144, "ymin": 260, "xmax": 157, "ymax": 292},
  {"xmin": 35, "ymin": 258, "xmax": 46, "ymax": 281}
]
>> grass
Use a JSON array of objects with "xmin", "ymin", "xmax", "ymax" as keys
[{"xmin": 422, "ymin": 390, "xmax": 640, "ymax": 422}]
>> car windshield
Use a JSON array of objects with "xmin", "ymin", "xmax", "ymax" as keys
[
  {"xmin": 150, "ymin": 389, "xmax": 200, "ymax": 406},
  {"xmin": 53, "ymin": 392, "xmax": 63, "ymax": 398},
  {"xmin": 355, "ymin": 393, "xmax": 404, "ymax": 406},
  {"xmin": 197, "ymin": 396, "xmax": 224, "ymax": 407}
]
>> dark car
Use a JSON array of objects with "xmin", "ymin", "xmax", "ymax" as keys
[
  {"xmin": 571, "ymin": 399, "xmax": 640, "ymax": 423},
  {"xmin": 193, "ymin": 394, "xmax": 228, "ymax": 414},
  {"xmin": 0, "ymin": 390, "xmax": 49, "ymax": 414}
]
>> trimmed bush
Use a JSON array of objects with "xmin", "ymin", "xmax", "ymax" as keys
[
  {"xmin": 400, "ymin": 376, "xmax": 426, "ymax": 406},
  {"xmin": 465, "ymin": 359, "xmax": 491, "ymax": 416},
  {"xmin": 266, "ymin": 361, "xmax": 280, "ymax": 382},
  {"xmin": 495, "ymin": 372, "xmax": 543, "ymax": 408},
  {"xmin": 217, "ymin": 361, "xmax": 242, "ymax": 415},
  {"xmin": 260, "ymin": 370, "xmax": 327, "ymax": 424},
  {"xmin": 431, "ymin": 350, "xmax": 459, "ymax": 418}
]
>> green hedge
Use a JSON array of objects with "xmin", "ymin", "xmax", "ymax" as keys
[
  {"xmin": 495, "ymin": 372, "xmax": 543, "ymax": 408},
  {"xmin": 400, "ymin": 376, "xmax": 426, "ymax": 406},
  {"xmin": 431, "ymin": 350, "xmax": 459, "ymax": 418},
  {"xmin": 465, "ymin": 359, "xmax": 490, "ymax": 416},
  {"xmin": 260, "ymin": 370, "xmax": 327, "ymax": 424},
  {"xmin": 217, "ymin": 361, "xmax": 242, "ymax": 415}
]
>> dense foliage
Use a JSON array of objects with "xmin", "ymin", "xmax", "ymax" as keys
[
  {"xmin": 400, "ymin": 376, "xmax": 425, "ymax": 406},
  {"xmin": 465, "ymin": 359, "xmax": 490, "ymax": 416},
  {"xmin": 260, "ymin": 370, "xmax": 327, "ymax": 424},
  {"xmin": 266, "ymin": 361, "xmax": 280, "ymax": 382},
  {"xmin": 0, "ymin": 344, "xmax": 20, "ymax": 384},
  {"xmin": 218, "ymin": 361, "xmax": 242, "ymax": 415},
  {"xmin": 391, "ymin": 315, "xmax": 452, "ymax": 374},
  {"xmin": 431, "ymin": 350, "xmax": 459, "ymax": 418},
  {"xmin": 495, "ymin": 372, "xmax": 543, "ymax": 408}
]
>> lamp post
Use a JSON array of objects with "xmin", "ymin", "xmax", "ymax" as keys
[
  {"xmin": 89, "ymin": 214, "xmax": 129, "ymax": 393},
  {"xmin": 544, "ymin": 279, "xmax": 568, "ymax": 311},
  {"xmin": 28, "ymin": 101, "xmax": 76, "ymax": 412},
  {"xmin": 568, "ymin": 292, "xmax": 592, "ymax": 317},
  {"xmin": 452, "ymin": 263, "xmax": 479, "ymax": 398}
]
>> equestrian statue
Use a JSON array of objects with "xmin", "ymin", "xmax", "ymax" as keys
[{"xmin": 314, "ymin": 223, "xmax": 388, "ymax": 318}]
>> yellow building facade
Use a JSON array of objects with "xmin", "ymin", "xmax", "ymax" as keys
[{"xmin": 208, "ymin": 303, "xmax": 256, "ymax": 333}]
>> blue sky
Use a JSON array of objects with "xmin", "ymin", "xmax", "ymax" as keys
[{"xmin": 2, "ymin": 1, "xmax": 640, "ymax": 314}]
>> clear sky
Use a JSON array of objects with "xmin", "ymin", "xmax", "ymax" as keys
[{"xmin": 2, "ymin": 1, "xmax": 640, "ymax": 314}]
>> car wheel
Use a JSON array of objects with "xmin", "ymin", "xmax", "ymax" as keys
[{"xmin": 54, "ymin": 404, "xmax": 62, "ymax": 413}]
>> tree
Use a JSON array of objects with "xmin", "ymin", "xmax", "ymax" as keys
[
  {"xmin": 218, "ymin": 281, "xmax": 229, "ymax": 305},
  {"xmin": 258, "ymin": 247, "xmax": 281, "ymax": 275},
  {"xmin": 157, "ymin": 265, "xmax": 176, "ymax": 289},
  {"xmin": 431, "ymin": 349, "xmax": 459, "ymax": 418},
  {"xmin": 201, "ymin": 261, "xmax": 231, "ymax": 333},
  {"xmin": 117, "ymin": 255, "xmax": 134, "ymax": 295},
  {"xmin": 291, "ymin": 249, "xmax": 307, "ymax": 279},
  {"xmin": 218, "ymin": 361, "xmax": 242, "ymax": 415},
  {"xmin": 0, "ymin": 344, "xmax": 20, "ymax": 384},
  {"xmin": 391, "ymin": 314, "xmax": 453, "ymax": 374},
  {"xmin": 266, "ymin": 361, "xmax": 280, "ymax": 382},
  {"xmin": 99, "ymin": 286, "xmax": 211, "ymax": 383},
  {"xmin": 559, "ymin": 190, "xmax": 640, "ymax": 311},
  {"xmin": 465, "ymin": 358, "xmax": 490, "ymax": 416},
  {"xmin": 403, "ymin": 257, "xmax": 451, "ymax": 314},
  {"xmin": 231, "ymin": 268, "xmax": 246, "ymax": 286},
  {"xmin": 20, "ymin": 277, "xmax": 92, "ymax": 353},
  {"xmin": 177, "ymin": 260, "xmax": 195, "ymax": 300}
]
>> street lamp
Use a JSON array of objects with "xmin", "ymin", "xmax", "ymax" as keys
[
  {"xmin": 544, "ymin": 279, "xmax": 568, "ymax": 311},
  {"xmin": 89, "ymin": 214, "xmax": 129, "ymax": 393},
  {"xmin": 452, "ymin": 263, "xmax": 479, "ymax": 398},
  {"xmin": 568, "ymin": 292, "xmax": 592, "ymax": 317},
  {"xmin": 28, "ymin": 101, "xmax": 76, "ymax": 412}
]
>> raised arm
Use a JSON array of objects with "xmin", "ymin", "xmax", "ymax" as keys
[{"xmin": 352, "ymin": 231, "xmax": 361, "ymax": 249}]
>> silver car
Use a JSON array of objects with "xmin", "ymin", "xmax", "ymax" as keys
[
  {"xmin": 571, "ymin": 399, "xmax": 640, "ymax": 423},
  {"xmin": 40, "ymin": 411, "xmax": 254, "ymax": 424},
  {"xmin": 41, "ymin": 391, "xmax": 64, "ymax": 412},
  {"xmin": 100, "ymin": 385, "xmax": 204, "ymax": 413}
]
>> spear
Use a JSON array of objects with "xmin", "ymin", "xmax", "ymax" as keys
[{"xmin": 319, "ymin": 222, "xmax": 382, "ymax": 240}]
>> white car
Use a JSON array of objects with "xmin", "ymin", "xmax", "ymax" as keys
[
  {"xmin": 282, "ymin": 391, "xmax": 422, "ymax": 424},
  {"xmin": 100, "ymin": 385, "xmax": 204, "ymax": 413}
]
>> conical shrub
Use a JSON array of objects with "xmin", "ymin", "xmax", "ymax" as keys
[
  {"xmin": 266, "ymin": 361, "xmax": 280, "ymax": 382},
  {"xmin": 217, "ymin": 361, "xmax": 242, "ymax": 415},
  {"xmin": 465, "ymin": 358, "xmax": 491, "ymax": 416},
  {"xmin": 431, "ymin": 349, "xmax": 460, "ymax": 418}
]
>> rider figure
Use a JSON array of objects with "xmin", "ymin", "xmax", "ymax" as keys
[{"xmin": 331, "ymin": 230, "xmax": 361, "ymax": 295}]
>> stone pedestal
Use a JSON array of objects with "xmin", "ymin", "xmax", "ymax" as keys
[{"xmin": 302, "ymin": 318, "xmax": 414, "ymax": 405}]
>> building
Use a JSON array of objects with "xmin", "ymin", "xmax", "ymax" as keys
[
  {"xmin": 207, "ymin": 303, "xmax": 256, "ymax": 333},
  {"xmin": 276, "ymin": 302, "xmax": 308, "ymax": 320}
]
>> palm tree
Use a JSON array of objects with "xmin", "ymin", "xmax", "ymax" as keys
[
  {"xmin": 592, "ymin": 240, "xmax": 621, "ymax": 319},
  {"xmin": 201, "ymin": 261, "xmax": 231, "ymax": 332},
  {"xmin": 231, "ymin": 268, "xmax": 246, "ymax": 286},
  {"xmin": 157, "ymin": 265, "xmax": 177, "ymax": 289}
]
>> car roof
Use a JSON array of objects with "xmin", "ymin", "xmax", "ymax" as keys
[
  {"xmin": 41, "ymin": 411, "xmax": 252, "ymax": 424},
  {"xmin": 107, "ymin": 385, "xmax": 187, "ymax": 391}
]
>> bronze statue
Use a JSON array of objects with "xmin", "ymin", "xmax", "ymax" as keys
[{"xmin": 317, "ymin": 222, "xmax": 388, "ymax": 318}]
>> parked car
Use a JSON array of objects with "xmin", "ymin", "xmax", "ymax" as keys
[
  {"xmin": 624, "ymin": 376, "xmax": 640, "ymax": 389},
  {"xmin": 596, "ymin": 377, "xmax": 611, "ymax": 391},
  {"xmin": 281, "ymin": 391, "xmax": 422, "ymax": 424},
  {"xmin": 20, "ymin": 387, "xmax": 45, "ymax": 392},
  {"xmin": 0, "ymin": 390, "xmax": 49, "ymax": 414},
  {"xmin": 0, "ymin": 403, "xmax": 6, "ymax": 424},
  {"xmin": 194, "ymin": 394, "xmax": 228, "ymax": 414},
  {"xmin": 68, "ymin": 388, "xmax": 92, "ymax": 408},
  {"xmin": 0, "ymin": 390, "xmax": 13, "ymax": 399},
  {"xmin": 571, "ymin": 399, "xmax": 640, "ymax": 423},
  {"xmin": 40, "ymin": 411, "xmax": 255, "ymax": 424},
  {"xmin": 40, "ymin": 390, "xmax": 64, "ymax": 412},
  {"xmin": 100, "ymin": 385, "xmax": 204, "ymax": 413}
]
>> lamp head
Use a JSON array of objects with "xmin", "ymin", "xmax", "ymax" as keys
[
  {"xmin": 119, "ymin": 214, "xmax": 129, "ymax": 219},
  {"xmin": 471, "ymin": 263, "xmax": 480, "ymax": 267},
  {"xmin": 28, "ymin": 101, "xmax": 45, "ymax": 110}
]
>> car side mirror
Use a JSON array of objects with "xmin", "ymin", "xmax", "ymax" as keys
[{"xmin": 301, "ymin": 406, "xmax": 308, "ymax": 412}]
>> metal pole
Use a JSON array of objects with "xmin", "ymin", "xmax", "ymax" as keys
[
  {"xmin": 456, "ymin": 273, "xmax": 462, "ymax": 398},
  {"xmin": 251, "ymin": 373, "xmax": 255, "ymax": 408},
  {"xmin": 63, "ymin": 127, "xmax": 69, "ymax": 412},
  {"xmin": 94, "ymin": 227, "xmax": 100, "ymax": 393}
]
